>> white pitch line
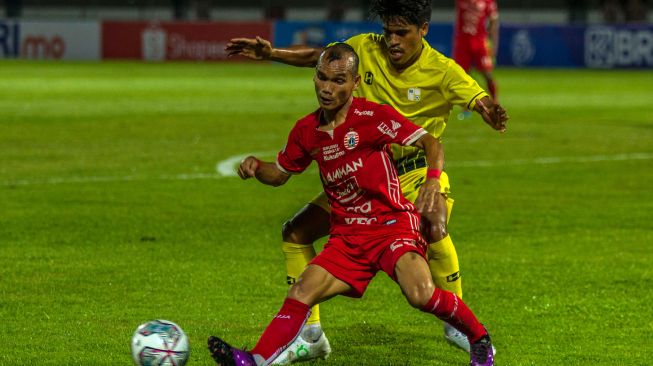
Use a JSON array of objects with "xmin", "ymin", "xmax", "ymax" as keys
[
  {"xmin": 215, "ymin": 151, "xmax": 278, "ymax": 177},
  {"xmin": 447, "ymin": 152, "xmax": 653, "ymax": 168},
  {"xmin": 0, "ymin": 172, "xmax": 222, "ymax": 187},
  {"xmin": 2, "ymin": 152, "xmax": 651, "ymax": 187}
]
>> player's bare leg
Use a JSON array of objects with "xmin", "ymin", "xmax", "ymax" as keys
[
  {"xmin": 277, "ymin": 200, "xmax": 332, "ymax": 364},
  {"xmin": 394, "ymin": 251, "xmax": 494, "ymax": 366},
  {"xmin": 421, "ymin": 191, "xmax": 476, "ymax": 353},
  {"xmin": 209, "ymin": 265, "xmax": 346, "ymax": 366}
]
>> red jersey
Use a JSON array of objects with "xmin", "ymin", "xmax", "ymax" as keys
[
  {"xmin": 454, "ymin": 0, "xmax": 498, "ymax": 39},
  {"xmin": 277, "ymin": 97, "xmax": 427, "ymax": 237}
]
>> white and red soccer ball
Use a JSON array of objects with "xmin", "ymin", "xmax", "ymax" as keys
[{"xmin": 131, "ymin": 319, "xmax": 189, "ymax": 366}]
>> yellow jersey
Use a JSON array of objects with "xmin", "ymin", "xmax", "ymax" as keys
[{"xmin": 344, "ymin": 33, "xmax": 489, "ymax": 161}]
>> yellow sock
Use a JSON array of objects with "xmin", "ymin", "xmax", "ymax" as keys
[
  {"xmin": 427, "ymin": 235, "xmax": 463, "ymax": 298},
  {"xmin": 282, "ymin": 242, "xmax": 320, "ymax": 325}
]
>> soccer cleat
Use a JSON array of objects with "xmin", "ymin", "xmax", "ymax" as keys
[
  {"xmin": 444, "ymin": 322, "xmax": 471, "ymax": 353},
  {"xmin": 444, "ymin": 323, "xmax": 496, "ymax": 355},
  {"xmin": 270, "ymin": 326, "xmax": 331, "ymax": 365},
  {"xmin": 208, "ymin": 335, "xmax": 256, "ymax": 366},
  {"xmin": 469, "ymin": 334, "xmax": 494, "ymax": 366}
]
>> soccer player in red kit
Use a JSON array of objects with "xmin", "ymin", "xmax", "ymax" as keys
[
  {"xmin": 453, "ymin": 0, "xmax": 500, "ymax": 101},
  {"xmin": 207, "ymin": 43, "xmax": 495, "ymax": 366}
]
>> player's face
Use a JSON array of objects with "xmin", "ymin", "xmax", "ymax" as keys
[
  {"xmin": 314, "ymin": 57, "xmax": 361, "ymax": 112},
  {"xmin": 382, "ymin": 17, "xmax": 429, "ymax": 69}
]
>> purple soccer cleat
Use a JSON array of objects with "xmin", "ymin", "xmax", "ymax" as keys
[
  {"xmin": 208, "ymin": 335, "xmax": 256, "ymax": 366},
  {"xmin": 469, "ymin": 334, "xmax": 494, "ymax": 366}
]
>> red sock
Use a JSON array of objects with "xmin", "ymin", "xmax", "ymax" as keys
[
  {"xmin": 421, "ymin": 288, "xmax": 487, "ymax": 343},
  {"xmin": 250, "ymin": 298, "xmax": 310, "ymax": 364}
]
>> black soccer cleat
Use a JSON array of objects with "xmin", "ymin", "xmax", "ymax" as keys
[
  {"xmin": 469, "ymin": 334, "xmax": 495, "ymax": 366},
  {"xmin": 208, "ymin": 336, "xmax": 256, "ymax": 366},
  {"xmin": 208, "ymin": 336, "xmax": 236, "ymax": 366}
]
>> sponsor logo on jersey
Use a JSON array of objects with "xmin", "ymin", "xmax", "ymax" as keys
[
  {"xmin": 322, "ymin": 143, "xmax": 344, "ymax": 161},
  {"xmin": 384, "ymin": 219, "xmax": 397, "ymax": 225},
  {"xmin": 377, "ymin": 122, "xmax": 398, "ymax": 139},
  {"xmin": 354, "ymin": 109, "xmax": 374, "ymax": 116},
  {"xmin": 330, "ymin": 176, "xmax": 363, "ymax": 203},
  {"xmin": 344, "ymin": 217, "xmax": 377, "ymax": 225},
  {"xmin": 343, "ymin": 130, "xmax": 360, "ymax": 150},
  {"xmin": 324, "ymin": 157, "xmax": 363, "ymax": 183},
  {"xmin": 407, "ymin": 87, "xmax": 421, "ymax": 101},
  {"xmin": 389, "ymin": 239, "xmax": 417, "ymax": 252},
  {"xmin": 364, "ymin": 71, "xmax": 374, "ymax": 85},
  {"xmin": 345, "ymin": 201, "xmax": 372, "ymax": 214},
  {"xmin": 391, "ymin": 120, "xmax": 402, "ymax": 130}
]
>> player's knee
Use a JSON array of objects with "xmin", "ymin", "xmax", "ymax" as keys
[
  {"xmin": 282, "ymin": 219, "xmax": 322, "ymax": 244},
  {"xmin": 404, "ymin": 281, "xmax": 436, "ymax": 309},
  {"xmin": 287, "ymin": 282, "xmax": 315, "ymax": 307},
  {"xmin": 282, "ymin": 220, "xmax": 305, "ymax": 244}
]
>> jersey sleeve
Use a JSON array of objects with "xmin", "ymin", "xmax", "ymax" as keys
[
  {"xmin": 442, "ymin": 60, "xmax": 490, "ymax": 110},
  {"xmin": 376, "ymin": 104, "xmax": 428, "ymax": 146},
  {"xmin": 276, "ymin": 123, "xmax": 312, "ymax": 174}
]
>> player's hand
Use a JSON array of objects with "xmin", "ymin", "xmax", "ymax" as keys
[
  {"xmin": 237, "ymin": 156, "xmax": 260, "ymax": 179},
  {"xmin": 476, "ymin": 97, "xmax": 509, "ymax": 133},
  {"xmin": 414, "ymin": 178, "xmax": 441, "ymax": 215},
  {"xmin": 225, "ymin": 36, "xmax": 272, "ymax": 60}
]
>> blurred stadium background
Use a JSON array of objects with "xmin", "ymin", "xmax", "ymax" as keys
[
  {"xmin": 1, "ymin": 0, "xmax": 652, "ymax": 23},
  {"xmin": 0, "ymin": 0, "xmax": 651, "ymax": 67}
]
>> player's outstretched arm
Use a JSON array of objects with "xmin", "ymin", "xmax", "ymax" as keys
[
  {"xmin": 412, "ymin": 134, "xmax": 444, "ymax": 214},
  {"xmin": 474, "ymin": 96, "xmax": 509, "ymax": 133},
  {"xmin": 238, "ymin": 156, "xmax": 290, "ymax": 187},
  {"xmin": 225, "ymin": 36, "xmax": 323, "ymax": 67}
]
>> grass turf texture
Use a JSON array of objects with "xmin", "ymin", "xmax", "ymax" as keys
[{"xmin": 0, "ymin": 61, "xmax": 651, "ymax": 365}]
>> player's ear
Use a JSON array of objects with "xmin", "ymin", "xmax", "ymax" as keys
[
  {"xmin": 352, "ymin": 74, "xmax": 361, "ymax": 91},
  {"xmin": 420, "ymin": 22, "xmax": 429, "ymax": 37}
]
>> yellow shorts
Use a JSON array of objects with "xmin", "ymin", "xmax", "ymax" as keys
[{"xmin": 310, "ymin": 156, "xmax": 454, "ymax": 223}]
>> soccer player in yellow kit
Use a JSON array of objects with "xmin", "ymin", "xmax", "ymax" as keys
[{"xmin": 225, "ymin": 0, "xmax": 508, "ymax": 362}]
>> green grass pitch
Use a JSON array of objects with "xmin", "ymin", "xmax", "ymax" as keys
[{"xmin": 0, "ymin": 60, "xmax": 651, "ymax": 365}]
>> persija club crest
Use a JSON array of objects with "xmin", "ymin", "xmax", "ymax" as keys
[{"xmin": 344, "ymin": 130, "xmax": 360, "ymax": 150}]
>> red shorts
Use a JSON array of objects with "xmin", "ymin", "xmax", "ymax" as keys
[
  {"xmin": 453, "ymin": 37, "xmax": 494, "ymax": 72},
  {"xmin": 310, "ymin": 230, "xmax": 427, "ymax": 298}
]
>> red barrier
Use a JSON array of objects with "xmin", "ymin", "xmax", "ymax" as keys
[{"xmin": 102, "ymin": 21, "xmax": 271, "ymax": 61}]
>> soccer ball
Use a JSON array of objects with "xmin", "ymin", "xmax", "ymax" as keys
[{"xmin": 131, "ymin": 319, "xmax": 190, "ymax": 366}]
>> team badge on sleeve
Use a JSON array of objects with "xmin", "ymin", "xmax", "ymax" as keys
[{"xmin": 344, "ymin": 130, "xmax": 360, "ymax": 150}]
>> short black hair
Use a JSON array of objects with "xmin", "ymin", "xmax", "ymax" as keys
[
  {"xmin": 369, "ymin": 0, "xmax": 432, "ymax": 26},
  {"xmin": 318, "ymin": 42, "xmax": 359, "ymax": 76}
]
